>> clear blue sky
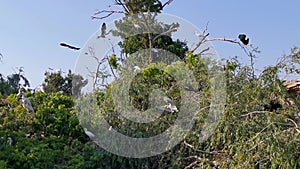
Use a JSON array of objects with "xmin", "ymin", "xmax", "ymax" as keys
[{"xmin": 1, "ymin": 0, "xmax": 300, "ymax": 88}]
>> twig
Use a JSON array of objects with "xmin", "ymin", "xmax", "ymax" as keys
[
  {"xmin": 205, "ymin": 37, "xmax": 252, "ymax": 57},
  {"xmin": 92, "ymin": 9, "xmax": 125, "ymax": 20},
  {"xmin": 184, "ymin": 156, "xmax": 202, "ymax": 169},
  {"xmin": 287, "ymin": 118, "xmax": 300, "ymax": 133},
  {"xmin": 161, "ymin": 0, "xmax": 174, "ymax": 10},
  {"xmin": 152, "ymin": 26, "xmax": 178, "ymax": 42},
  {"xmin": 183, "ymin": 140, "xmax": 214, "ymax": 155},
  {"xmin": 190, "ymin": 33, "xmax": 210, "ymax": 53},
  {"xmin": 240, "ymin": 111, "xmax": 273, "ymax": 117},
  {"xmin": 114, "ymin": 0, "xmax": 129, "ymax": 13}
]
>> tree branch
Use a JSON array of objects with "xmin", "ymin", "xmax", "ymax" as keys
[{"xmin": 92, "ymin": 9, "xmax": 125, "ymax": 20}]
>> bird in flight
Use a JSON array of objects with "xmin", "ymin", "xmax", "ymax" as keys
[
  {"xmin": 60, "ymin": 42, "xmax": 80, "ymax": 51},
  {"xmin": 238, "ymin": 34, "xmax": 249, "ymax": 45},
  {"xmin": 97, "ymin": 23, "xmax": 107, "ymax": 38}
]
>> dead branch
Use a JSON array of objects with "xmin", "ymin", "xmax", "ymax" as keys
[
  {"xmin": 183, "ymin": 140, "xmax": 214, "ymax": 155},
  {"xmin": 184, "ymin": 156, "xmax": 202, "ymax": 169},
  {"xmin": 161, "ymin": 0, "xmax": 174, "ymax": 10},
  {"xmin": 205, "ymin": 37, "xmax": 252, "ymax": 57},
  {"xmin": 287, "ymin": 118, "xmax": 300, "ymax": 133},
  {"xmin": 92, "ymin": 9, "xmax": 125, "ymax": 20},
  {"xmin": 114, "ymin": 0, "xmax": 129, "ymax": 13},
  {"xmin": 240, "ymin": 111, "xmax": 273, "ymax": 117},
  {"xmin": 190, "ymin": 33, "xmax": 210, "ymax": 53}
]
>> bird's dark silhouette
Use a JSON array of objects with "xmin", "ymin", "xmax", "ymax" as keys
[
  {"xmin": 238, "ymin": 34, "xmax": 249, "ymax": 45},
  {"xmin": 60, "ymin": 43, "xmax": 80, "ymax": 50},
  {"xmin": 97, "ymin": 23, "xmax": 106, "ymax": 38}
]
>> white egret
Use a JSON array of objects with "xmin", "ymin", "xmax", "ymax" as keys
[
  {"xmin": 7, "ymin": 137, "xmax": 12, "ymax": 146},
  {"xmin": 162, "ymin": 97, "xmax": 178, "ymax": 113},
  {"xmin": 84, "ymin": 128, "xmax": 95, "ymax": 139},
  {"xmin": 133, "ymin": 66, "xmax": 141, "ymax": 72},
  {"xmin": 162, "ymin": 103, "xmax": 178, "ymax": 113},
  {"xmin": 17, "ymin": 90, "xmax": 34, "ymax": 113},
  {"xmin": 133, "ymin": 23, "xmax": 141, "ymax": 29}
]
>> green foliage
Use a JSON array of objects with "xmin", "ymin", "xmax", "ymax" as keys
[
  {"xmin": 108, "ymin": 54, "xmax": 119, "ymax": 69},
  {"xmin": 124, "ymin": 0, "xmax": 163, "ymax": 14},
  {"xmin": 1, "ymin": 1, "xmax": 299, "ymax": 168},
  {"xmin": 0, "ymin": 67, "xmax": 30, "ymax": 97},
  {"xmin": 0, "ymin": 91, "xmax": 107, "ymax": 169},
  {"xmin": 42, "ymin": 70, "xmax": 87, "ymax": 98}
]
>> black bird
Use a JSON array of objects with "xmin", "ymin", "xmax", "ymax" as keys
[
  {"xmin": 97, "ymin": 23, "xmax": 106, "ymax": 38},
  {"xmin": 238, "ymin": 34, "xmax": 249, "ymax": 45},
  {"xmin": 60, "ymin": 43, "xmax": 80, "ymax": 50}
]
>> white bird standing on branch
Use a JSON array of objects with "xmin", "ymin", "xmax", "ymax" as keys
[
  {"xmin": 84, "ymin": 128, "xmax": 95, "ymax": 139},
  {"xmin": 17, "ymin": 89, "xmax": 34, "ymax": 113}
]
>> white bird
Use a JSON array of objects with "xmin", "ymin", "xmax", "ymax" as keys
[
  {"xmin": 97, "ymin": 23, "xmax": 106, "ymax": 38},
  {"xmin": 162, "ymin": 103, "xmax": 178, "ymax": 113},
  {"xmin": 17, "ymin": 90, "xmax": 34, "ymax": 113},
  {"xmin": 194, "ymin": 31, "xmax": 202, "ymax": 37},
  {"xmin": 133, "ymin": 66, "xmax": 141, "ymax": 72},
  {"xmin": 162, "ymin": 97, "xmax": 178, "ymax": 113},
  {"xmin": 133, "ymin": 23, "xmax": 141, "ymax": 29},
  {"xmin": 84, "ymin": 128, "xmax": 95, "ymax": 139},
  {"xmin": 7, "ymin": 137, "xmax": 13, "ymax": 146}
]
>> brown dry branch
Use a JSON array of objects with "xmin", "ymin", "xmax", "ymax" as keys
[
  {"xmin": 240, "ymin": 111, "xmax": 273, "ymax": 117},
  {"xmin": 184, "ymin": 155, "xmax": 202, "ymax": 169},
  {"xmin": 183, "ymin": 140, "xmax": 214, "ymax": 155},
  {"xmin": 287, "ymin": 118, "xmax": 300, "ymax": 133},
  {"xmin": 283, "ymin": 80, "xmax": 300, "ymax": 95}
]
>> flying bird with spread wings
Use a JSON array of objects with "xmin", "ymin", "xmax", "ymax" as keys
[
  {"xmin": 60, "ymin": 43, "xmax": 80, "ymax": 51},
  {"xmin": 97, "ymin": 23, "xmax": 106, "ymax": 38}
]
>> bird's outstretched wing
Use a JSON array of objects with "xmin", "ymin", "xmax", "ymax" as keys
[{"xmin": 60, "ymin": 43, "xmax": 80, "ymax": 50}]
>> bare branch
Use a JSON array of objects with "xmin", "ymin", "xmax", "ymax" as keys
[
  {"xmin": 161, "ymin": 0, "xmax": 174, "ymax": 10},
  {"xmin": 190, "ymin": 33, "xmax": 210, "ymax": 53},
  {"xmin": 92, "ymin": 9, "xmax": 125, "ymax": 20},
  {"xmin": 114, "ymin": 0, "xmax": 129, "ymax": 13},
  {"xmin": 287, "ymin": 118, "xmax": 300, "ymax": 133},
  {"xmin": 240, "ymin": 111, "xmax": 273, "ymax": 117},
  {"xmin": 205, "ymin": 37, "xmax": 253, "ymax": 57},
  {"xmin": 183, "ymin": 140, "xmax": 214, "ymax": 155},
  {"xmin": 152, "ymin": 26, "xmax": 178, "ymax": 42},
  {"xmin": 184, "ymin": 156, "xmax": 202, "ymax": 169}
]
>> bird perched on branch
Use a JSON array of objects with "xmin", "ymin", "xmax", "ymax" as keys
[
  {"xmin": 17, "ymin": 89, "xmax": 34, "ymax": 113},
  {"xmin": 162, "ymin": 96, "xmax": 178, "ymax": 113},
  {"xmin": 60, "ymin": 43, "xmax": 80, "ymax": 50},
  {"xmin": 238, "ymin": 34, "xmax": 249, "ymax": 45},
  {"xmin": 84, "ymin": 128, "xmax": 95, "ymax": 139},
  {"xmin": 97, "ymin": 23, "xmax": 106, "ymax": 38}
]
